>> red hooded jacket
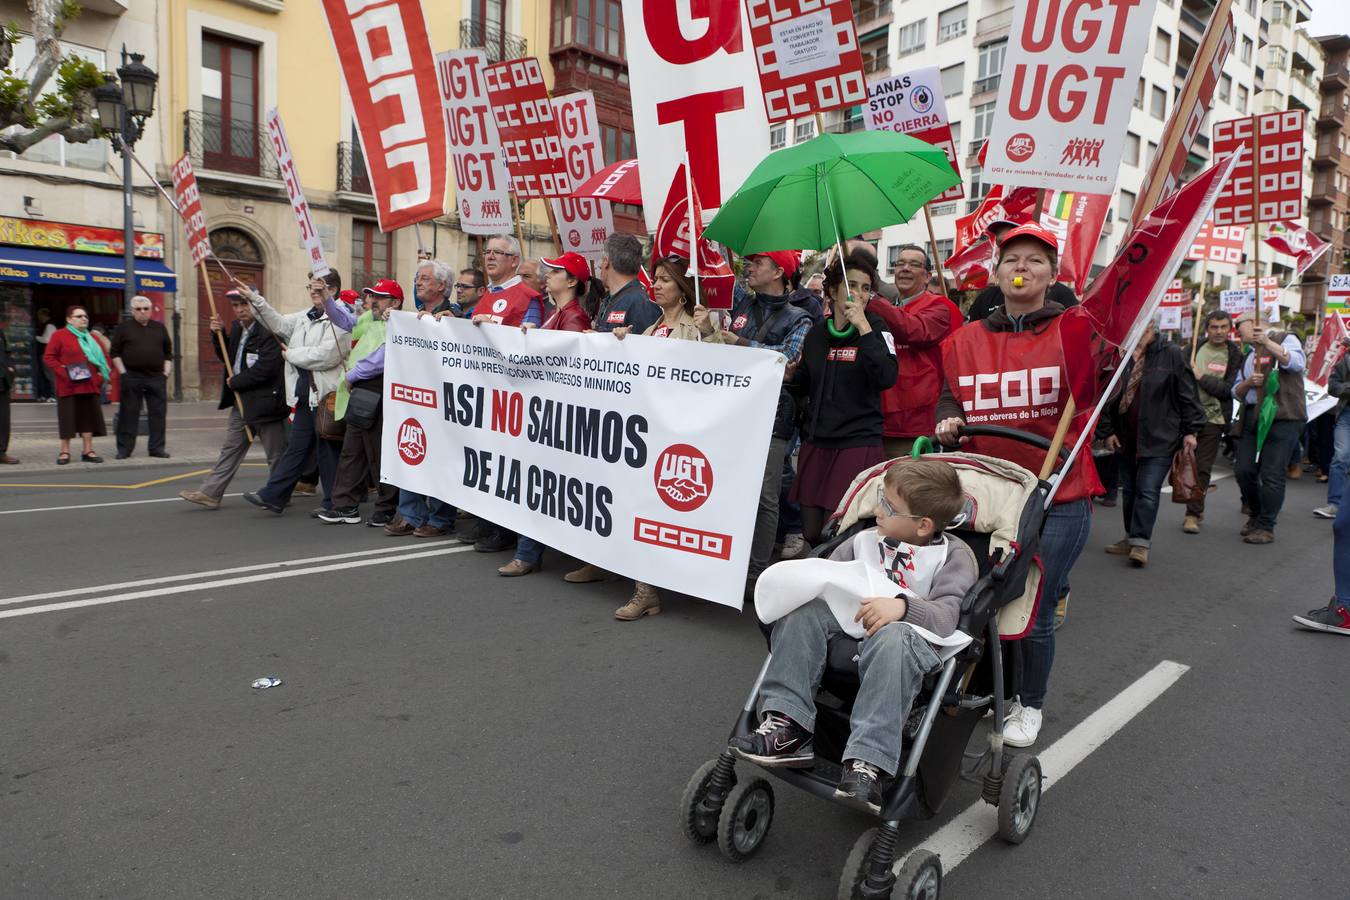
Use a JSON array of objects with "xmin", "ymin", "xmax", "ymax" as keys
[{"xmin": 867, "ymin": 291, "xmax": 964, "ymax": 439}]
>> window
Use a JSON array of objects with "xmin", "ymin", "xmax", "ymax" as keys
[
  {"xmin": 599, "ymin": 124, "xmax": 634, "ymax": 165},
  {"xmin": 1236, "ymin": 84, "xmax": 1249, "ymax": 112},
  {"xmin": 1244, "ymin": 0, "xmax": 1255, "ymax": 15},
  {"xmin": 938, "ymin": 5, "xmax": 967, "ymax": 43},
  {"xmin": 769, "ymin": 123, "xmax": 787, "ymax": 150},
  {"xmin": 553, "ymin": 0, "xmax": 625, "ymax": 58},
  {"xmin": 1119, "ymin": 190, "xmax": 1136, "ymax": 222},
  {"xmin": 794, "ymin": 119, "xmax": 816, "ymax": 144},
  {"xmin": 898, "ymin": 19, "xmax": 926, "ymax": 57},
  {"xmin": 1155, "ymin": 28, "xmax": 1171, "ymax": 64},
  {"xmin": 202, "ymin": 33, "xmax": 260, "ymax": 175},
  {"xmin": 1134, "ymin": 78, "xmax": 1145, "ymax": 110},
  {"xmin": 1146, "ymin": 141, "xmax": 1157, "ymax": 168},
  {"xmin": 1270, "ymin": 2, "xmax": 1290, "ymax": 25},
  {"xmin": 977, "ymin": 40, "xmax": 1006, "ymax": 81},
  {"xmin": 949, "ymin": 122, "xmax": 961, "ymax": 154},
  {"xmin": 941, "ymin": 63, "xmax": 964, "ymax": 98},
  {"xmin": 935, "ymin": 238, "xmax": 954, "ymax": 263},
  {"xmin": 971, "ymin": 102, "xmax": 996, "ymax": 141},
  {"xmin": 968, "ymin": 165, "xmax": 990, "ymax": 200},
  {"xmin": 4, "ymin": 35, "xmax": 108, "ymax": 170},
  {"xmin": 1241, "ymin": 36, "xmax": 1253, "ymax": 64},
  {"xmin": 1150, "ymin": 85, "xmax": 1167, "ymax": 119},
  {"xmin": 1123, "ymin": 132, "xmax": 1140, "ymax": 166},
  {"xmin": 351, "ymin": 220, "xmax": 392, "ymax": 292},
  {"xmin": 1219, "ymin": 74, "xmax": 1232, "ymax": 103},
  {"xmin": 1268, "ymin": 47, "xmax": 1287, "ymax": 70}
]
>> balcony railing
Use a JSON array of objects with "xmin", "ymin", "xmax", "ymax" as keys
[
  {"xmin": 1323, "ymin": 63, "xmax": 1350, "ymax": 88},
  {"xmin": 183, "ymin": 110, "xmax": 280, "ymax": 180},
  {"xmin": 1319, "ymin": 98, "xmax": 1348, "ymax": 126},
  {"xmin": 852, "ymin": 0, "xmax": 892, "ymax": 28},
  {"xmin": 971, "ymin": 74, "xmax": 1001, "ymax": 96},
  {"xmin": 975, "ymin": 7, "xmax": 1013, "ymax": 42},
  {"xmin": 337, "ymin": 141, "xmax": 371, "ymax": 195},
  {"xmin": 460, "ymin": 18, "xmax": 527, "ymax": 63}
]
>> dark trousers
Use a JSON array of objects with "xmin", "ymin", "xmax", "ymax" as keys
[
  {"xmin": 33, "ymin": 350, "xmax": 54, "ymax": 400},
  {"xmin": 1093, "ymin": 451, "xmax": 1119, "ymax": 501},
  {"xmin": 257, "ymin": 374, "xmax": 339, "ymax": 510},
  {"xmin": 1186, "ymin": 422, "xmax": 1226, "ymax": 518},
  {"xmin": 1234, "ymin": 416, "xmax": 1303, "ymax": 531},
  {"xmin": 332, "ymin": 405, "xmax": 398, "ymax": 515},
  {"xmin": 0, "ymin": 386, "xmax": 10, "ymax": 454},
  {"xmin": 1117, "ymin": 453, "xmax": 1171, "ymax": 547},
  {"xmin": 115, "ymin": 371, "xmax": 167, "ymax": 456}
]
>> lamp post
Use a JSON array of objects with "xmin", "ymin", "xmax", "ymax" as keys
[{"xmin": 93, "ymin": 47, "xmax": 158, "ymax": 322}]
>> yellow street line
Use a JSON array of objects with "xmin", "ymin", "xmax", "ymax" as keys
[
  {"xmin": 0, "ymin": 468, "xmax": 212, "ymax": 490},
  {"xmin": 128, "ymin": 469, "xmax": 213, "ymax": 488}
]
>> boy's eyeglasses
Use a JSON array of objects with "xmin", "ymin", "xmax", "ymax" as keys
[{"xmin": 876, "ymin": 486, "xmax": 925, "ymax": 520}]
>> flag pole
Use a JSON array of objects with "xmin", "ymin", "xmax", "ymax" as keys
[
  {"xmin": 199, "ymin": 260, "xmax": 254, "ymax": 443},
  {"xmin": 512, "ymin": 194, "xmax": 527, "ymax": 254},
  {"xmin": 543, "ymin": 201, "xmax": 564, "ymax": 255},
  {"xmin": 1191, "ymin": 258, "xmax": 1209, "ymax": 364},
  {"xmin": 684, "ymin": 151, "xmax": 701, "ymax": 309},
  {"xmin": 922, "ymin": 206, "xmax": 950, "ymax": 299}
]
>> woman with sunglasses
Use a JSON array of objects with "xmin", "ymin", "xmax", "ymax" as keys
[{"xmin": 43, "ymin": 305, "xmax": 110, "ymax": 464}]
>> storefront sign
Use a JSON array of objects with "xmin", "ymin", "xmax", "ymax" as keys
[
  {"xmin": 549, "ymin": 92, "xmax": 613, "ymax": 260},
  {"xmin": 1328, "ymin": 273, "xmax": 1350, "ymax": 312},
  {"xmin": 984, "ymin": 0, "xmax": 1158, "ymax": 193},
  {"xmin": 0, "ymin": 253, "xmax": 177, "ymax": 292},
  {"xmin": 265, "ymin": 109, "xmax": 330, "ymax": 278},
  {"xmin": 484, "ymin": 57, "xmax": 571, "ymax": 199},
  {"xmin": 435, "ymin": 49, "xmax": 513, "ymax": 236},
  {"xmin": 744, "ymin": 0, "xmax": 867, "ymax": 122},
  {"xmin": 864, "ymin": 66, "xmax": 963, "ymax": 203},
  {"xmin": 1211, "ymin": 111, "xmax": 1306, "ymax": 226},
  {"xmin": 621, "ymin": 0, "xmax": 771, "ymax": 230},
  {"xmin": 0, "ymin": 216, "xmax": 164, "ymax": 259},
  {"xmin": 382, "ymin": 314, "xmax": 782, "ymax": 609}
]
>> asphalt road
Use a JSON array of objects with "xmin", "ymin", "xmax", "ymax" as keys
[{"xmin": 1, "ymin": 457, "xmax": 1344, "ymax": 899}]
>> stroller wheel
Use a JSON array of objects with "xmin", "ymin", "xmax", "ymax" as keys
[
  {"xmin": 716, "ymin": 777, "xmax": 774, "ymax": 862},
  {"xmin": 997, "ymin": 754, "xmax": 1042, "ymax": 844},
  {"xmin": 838, "ymin": 827, "xmax": 891, "ymax": 900},
  {"xmin": 894, "ymin": 850, "xmax": 942, "ymax": 900},
  {"xmin": 679, "ymin": 758, "xmax": 731, "ymax": 845}
]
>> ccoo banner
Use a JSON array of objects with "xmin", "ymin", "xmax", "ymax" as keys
[
  {"xmin": 320, "ymin": 0, "xmax": 447, "ymax": 232},
  {"xmin": 744, "ymin": 0, "xmax": 867, "ymax": 123},
  {"xmin": 436, "ymin": 50, "xmax": 513, "ymax": 235},
  {"xmin": 549, "ymin": 92, "xmax": 614, "ymax": 260},
  {"xmin": 484, "ymin": 57, "xmax": 571, "ymax": 199},
  {"xmin": 381, "ymin": 315, "xmax": 783, "ymax": 609}
]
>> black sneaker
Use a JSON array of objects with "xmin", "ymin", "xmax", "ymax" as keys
[
  {"xmin": 365, "ymin": 513, "xmax": 393, "ymax": 528},
  {"xmin": 318, "ymin": 506, "xmax": 362, "ymax": 524},
  {"xmin": 728, "ymin": 712, "xmax": 814, "ymax": 767},
  {"xmin": 1293, "ymin": 600, "xmax": 1350, "ymax": 635},
  {"xmin": 834, "ymin": 760, "xmax": 884, "ymax": 814},
  {"xmin": 474, "ymin": 531, "xmax": 517, "ymax": 553},
  {"xmin": 243, "ymin": 491, "xmax": 283, "ymax": 514}
]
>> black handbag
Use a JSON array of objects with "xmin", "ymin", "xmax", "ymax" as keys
[{"xmin": 344, "ymin": 385, "xmax": 382, "ymax": 431}]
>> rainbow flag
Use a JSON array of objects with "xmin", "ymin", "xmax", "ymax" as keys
[{"xmin": 1052, "ymin": 191, "xmax": 1076, "ymax": 220}]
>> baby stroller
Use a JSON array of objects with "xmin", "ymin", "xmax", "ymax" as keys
[{"xmin": 678, "ymin": 426, "xmax": 1058, "ymax": 899}]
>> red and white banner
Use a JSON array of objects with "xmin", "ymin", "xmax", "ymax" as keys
[
  {"xmin": 945, "ymin": 238, "xmax": 997, "ymax": 291},
  {"xmin": 863, "ymin": 66, "xmax": 963, "ymax": 203},
  {"xmin": 1157, "ymin": 279, "xmax": 1190, "ymax": 330},
  {"xmin": 1264, "ymin": 220, "xmax": 1329, "ymax": 278},
  {"xmin": 436, "ymin": 50, "xmax": 512, "ymax": 236},
  {"xmin": 484, "ymin": 57, "xmax": 571, "ymax": 199},
  {"xmin": 1039, "ymin": 190, "xmax": 1111, "ymax": 296},
  {"xmin": 653, "ymin": 164, "xmax": 734, "ymax": 309},
  {"xmin": 320, "ymin": 0, "xmax": 446, "ymax": 233},
  {"xmin": 170, "ymin": 154, "xmax": 211, "ymax": 266},
  {"xmin": 953, "ymin": 185, "xmax": 1038, "ymax": 256},
  {"xmin": 1240, "ymin": 275, "xmax": 1280, "ymax": 304},
  {"xmin": 1187, "ymin": 219, "xmax": 1247, "ymax": 264},
  {"xmin": 1308, "ymin": 312, "xmax": 1349, "ymax": 388},
  {"xmin": 549, "ymin": 92, "xmax": 614, "ymax": 260},
  {"xmin": 744, "ymin": 0, "xmax": 866, "ymax": 122},
  {"xmin": 620, "ymin": 0, "xmax": 771, "ymax": 230},
  {"xmin": 264, "ymin": 109, "xmax": 329, "ymax": 277},
  {"xmin": 1211, "ymin": 111, "xmax": 1306, "ymax": 226},
  {"xmin": 1130, "ymin": 4, "xmax": 1234, "ymax": 227},
  {"xmin": 984, "ymin": 0, "xmax": 1158, "ymax": 193}
]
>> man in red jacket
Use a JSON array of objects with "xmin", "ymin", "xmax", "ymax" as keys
[{"xmin": 867, "ymin": 244, "xmax": 963, "ymax": 457}]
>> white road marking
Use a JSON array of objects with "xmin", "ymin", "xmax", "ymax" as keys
[
  {"xmin": 0, "ymin": 493, "xmax": 243, "ymax": 515},
  {"xmin": 894, "ymin": 659, "xmax": 1190, "ymax": 876},
  {"xmin": 0, "ymin": 545, "xmax": 476, "ymax": 620},
  {"xmin": 0, "ymin": 541, "xmax": 463, "ymax": 606}
]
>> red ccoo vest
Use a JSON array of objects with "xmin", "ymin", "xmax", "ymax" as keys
[{"xmin": 481, "ymin": 281, "xmax": 538, "ymax": 327}]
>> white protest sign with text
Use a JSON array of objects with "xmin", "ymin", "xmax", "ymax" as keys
[
  {"xmin": 863, "ymin": 66, "xmax": 963, "ymax": 202},
  {"xmin": 984, "ymin": 0, "xmax": 1158, "ymax": 193},
  {"xmin": 435, "ymin": 49, "xmax": 513, "ymax": 235},
  {"xmin": 382, "ymin": 315, "xmax": 782, "ymax": 610},
  {"xmin": 265, "ymin": 108, "xmax": 329, "ymax": 277},
  {"xmin": 549, "ymin": 92, "xmax": 614, "ymax": 260}
]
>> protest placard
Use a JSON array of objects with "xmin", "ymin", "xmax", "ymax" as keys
[
  {"xmin": 1219, "ymin": 288, "xmax": 1255, "ymax": 314},
  {"xmin": 382, "ymin": 315, "xmax": 783, "ymax": 609},
  {"xmin": 1188, "ymin": 219, "xmax": 1246, "ymax": 264},
  {"xmin": 265, "ymin": 109, "xmax": 329, "ymax": 277},
  {"xmin": 483, "ymin": 57, "xmax": 571, "ymax": 199},
  {"xmin": 863, "ymin": 67, "xmax": 963, "ymax": 203},
  {"xmin": 983, "ymin": 0, "xmax": 1158, "ymax": 193},
  {"xmin": 549, "ymin": 92, "xmax": 614, "ymax": 260},
  {"xmin": 1328, "ymin": 273, "xmax": 1350, "ymax": 312},
  {"xmin": 170, "ymin": 154, "xmax": 211, "ymax": 266},
  {"xmin": 744, "ymin": 0, "xmax": 867, "ymax": 122},
  {"xmin": 621, "ymin": 0, "xmax": 771, "ymax": 230},
  {"xmin": 436, "ymin": 50, "xmax": 513, "ymax": 236},
  {"xmin": 1211, "ymin": 111, "xmax": 1306, "ymax": 226},
  {"xmin": 320, "ymin": 0, "xmax": 446, "ymax": 232}
]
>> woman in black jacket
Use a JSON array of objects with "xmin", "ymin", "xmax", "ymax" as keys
[
  {"xmin": 788, "ymin": 251, "xmax": 898, "ymax": 544},
  {"xmin": 1097, "ymin": 322, "xmax": 1205, "ymax": 566}
]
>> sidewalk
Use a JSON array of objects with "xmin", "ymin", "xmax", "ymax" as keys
[{"xmin": 4, "ymin": 400, "xmax": 257, "ymax": 473}]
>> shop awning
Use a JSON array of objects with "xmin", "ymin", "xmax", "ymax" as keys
[{"xmin": 0, "ymin": 247, "xmax": 177, "ymax": 292}]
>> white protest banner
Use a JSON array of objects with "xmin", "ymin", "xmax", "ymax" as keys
[
  {"xmin": 621, "ymin": 0, "xmax": 772, "ymax": 230},
  {"xmin": 984, "ymin": 0, "xmax": 1158, "ymax": 193},
  {"xmin": 436, "ymin": 50, "xmax": 513, "ymax": 236},
  {"xmin": 1157, "ymin": 307, "xmax": 1182, "ymax": 330},
  {"xmin": 1220, "ymin": 288, "xmax": 1255, "ymax": 315},
  {"xmin": 382, "ymin": 315, "xmax": 783, "ymax": 609},
  {"xmin": 863, "ymin": 66, "xmax": 963, "ymax": 203},
  {"xmin": 1180, "ymin": 306, "xmax": 1193, "ymax": 341},
  {"xmin": 265, "ymin": 109, "xmax": 329, "ymax": 277},
  {"xmin": 744, "ymin": 0, "xmax": 867, "ymax": 122},
  {"xmin": 550, "ymin": 92, "xmax": 614, "ymax": 260}
]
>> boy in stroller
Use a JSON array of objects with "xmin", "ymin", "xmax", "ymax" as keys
[{"xmin": 730, "ymin": 458, "xmax": 979, "ymax": 813}]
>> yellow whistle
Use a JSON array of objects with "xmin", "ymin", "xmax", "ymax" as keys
[{"xmin": 1013, "ymin": 276, "xmax": 1025, "ymax": 287}]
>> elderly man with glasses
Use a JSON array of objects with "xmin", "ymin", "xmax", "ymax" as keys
[
  {"xmin": 471, "ymin": 235, "xmax": 545, "ymax": 328},
  {"xmin": 109, "ymin": 295, "xmax": 173, "ymax": 459}
]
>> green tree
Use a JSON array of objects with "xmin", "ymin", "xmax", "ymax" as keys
[{"xmin": 0, "ymin": 1, "xmax": 107, "ymax": 155}]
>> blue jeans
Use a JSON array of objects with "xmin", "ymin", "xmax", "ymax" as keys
[
  {"xmin": 397, "ymin": 489, "xmax": 455, "ymax": 529},
  {"xmin": 1019, "ymin": 499, "xmax": 1092, "ymax": 710},
  {"xmin": 1335, "ymin": 500, "xmax": 1350, "ymax": 604},
  {"xmin": 777, "ymin": 435, "xmax": 802, "ymax": 541},
  {"xmin": 1117, "ymin": 453, "xmax": 1171, "ymax": 548},
  {"xmin": 1326, "ymin": 407, "xmax": 1350, "ymax": 507},
  {"xmin": 515, "ymin": 535, "xmax": 546, "ymax": 565},
  {"xmin": 256, "ymin": 372, "xmax": 339, "ymax": 510},
  {"xmin": 759, "ymin": 599, "xmax": 942, "ymax": 776},
  {"xmin": 1235, "ymin": 416, "xmax": 1303, "ymax": 531}
]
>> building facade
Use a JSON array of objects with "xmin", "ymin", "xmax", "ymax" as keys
[{"xmin": 1310, "ymin": 34, "xmax": 1350, "ymax": 313}]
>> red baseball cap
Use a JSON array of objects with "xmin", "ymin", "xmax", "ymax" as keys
[
  {"xmin": 747, "ymin": 250, "xmax": 800, "ymax": 280},
  {"xmin": 338, "ymin": 289, "xmax": 360, "ymax": 305},
  {"xmin": 362, "ymin": 278, "xmax": 404, "ymax": 301},
  {"xmin": 541, "ymin": 252, "xmax": 590, "ymax": 283},
  {"xmin": 997, "ymin": 222, "xmax": 1059, "ymax": 255}
]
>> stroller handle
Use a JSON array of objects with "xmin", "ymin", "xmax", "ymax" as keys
[{"xmin": 952, "ymin": 424, "xmax": 1070, "ymax": 460}]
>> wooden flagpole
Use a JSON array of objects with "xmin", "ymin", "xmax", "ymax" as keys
[
  {"xmin": 922, "ymin": 206, "xmax": 950, "ymax": 298},
  {"xmin": 543, "ymin": 201, "xmax": 564, "ymax": 255},
  {"xmin": 199, "ymin": 261, "xmax": 254, "ymax": 442},
  {"xmin": 512, "ymin": 194, "xmax": 527, "ymax": 253},
  {"xmin": 1191, "ymin": 258, "xmax": 1209, "ymax": 364}
]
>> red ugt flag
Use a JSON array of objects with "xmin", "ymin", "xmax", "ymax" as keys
[{"xmin": 654, "ymin": 164, "xmax": 735, "ymax": 309}]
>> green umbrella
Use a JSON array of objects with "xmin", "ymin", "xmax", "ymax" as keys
[{"xmin": 703, "ymin": 131, "xmax": 960, "ymax": 256}]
